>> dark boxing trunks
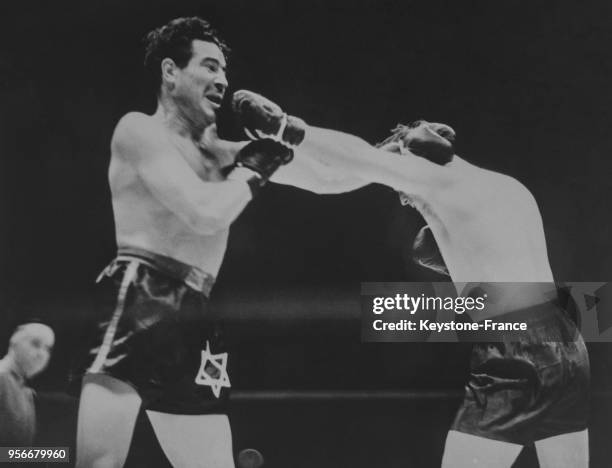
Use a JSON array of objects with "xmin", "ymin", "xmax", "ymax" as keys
[
  {"xmin": 80, "ymin": 247, "xmax": 230, "ymax": 414},
  {"xmin": 451, "ymin": 300, "xmax": 590, "ymax": 445}
]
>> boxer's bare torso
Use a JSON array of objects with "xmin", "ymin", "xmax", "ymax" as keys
[
  {"xmin": 406, "ymin": 157, "xmax": 552, "ymax": 282},
  {"xmin": 110, "ymin": 111, "xmax": 249, "ymax": 276},
  {"xmin": 397, "ymin": 155, "xmax": 555, "ymax": 311}
]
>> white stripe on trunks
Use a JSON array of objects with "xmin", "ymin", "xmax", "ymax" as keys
[{"xmin": 88, "ymin": 260, "xmax": 140, "ymax": 373}]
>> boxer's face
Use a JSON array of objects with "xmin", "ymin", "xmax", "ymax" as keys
[
  {"xmin": 12, "ymin": 325, "xmax": 55, "ymax": 379},
  {"xmin": 171, "ymin": 40, "xmax": 228, "ymax": 127}
]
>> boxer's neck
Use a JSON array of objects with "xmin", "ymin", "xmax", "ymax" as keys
[{"xmin": 154, "ymin": 98, "xmax": 211, "ymax": 141}]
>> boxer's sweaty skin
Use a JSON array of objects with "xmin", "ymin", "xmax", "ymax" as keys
[{"xmin": 110, "ymin": 111, "xmax": 252, "ymax": 276}]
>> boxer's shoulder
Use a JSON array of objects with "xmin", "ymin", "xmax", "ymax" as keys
[
  {"xmin": 456, "ymin": 161, "xmax": 533, "ymax": 197},
  {"xmin": 445, "ymin": 162, "xmax": 538, "ymax": 214},
  {"xmin": 111, "ymin": 112, "xmax": 171, "ymax": 162},
  {"xmin": 113, "ymin": 112, "xmax": 162, "ymax": 143},
  {"xmin": 489, "ymin": 173, "xmax": 538, "ymax": 208},
  {"xmin": 484, "ymin": 174, "xmax": 540, "ymax": 221}
]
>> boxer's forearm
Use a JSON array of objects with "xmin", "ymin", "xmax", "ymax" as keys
[
  {"xmin": 271, "ymin": 149, "xmax": 369, "ymax": 194},
  {"xmin": 216, "ymin": 137, "xmax": 369, "ymax": 194},
  {"xmin": 209, "ymin": 128, "xmax": 448, "ymax": 196},
  {"xmin": 299, "ymin": 126, "xmax": 453, "ymax": 196},
  {"xmin": 203, "ymin": 140, "xmax": 249, "ymax": 168}
]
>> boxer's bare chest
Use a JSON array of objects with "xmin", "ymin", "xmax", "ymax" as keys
[{"xmin": 169, "ymin": 133, "xmax": 224, "ymax": 182}]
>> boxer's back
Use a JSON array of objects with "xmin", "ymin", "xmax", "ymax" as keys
[
  {"xmin": 109, "ymin": 112, "xmax": 229, "ymax": 276},
  {"xmin": 420, "ymin": 157, "xmax": 553, "ymax": 288}
]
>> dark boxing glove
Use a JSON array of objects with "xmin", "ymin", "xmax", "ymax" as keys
[
  {"xmin": 228, "ymin": 139, "xmax": 294, "ymax": 196},
  {"xmin": 377, "ymin": 120, "xmax": 456, "ymax": 206},
  {"xmin": 232, "ymin": 90, "xmax": 306, "ymax": 146},
  {"xmin": 405, "ymin": 120, "xmax": 455, "ymax": 165},
  {"xmin": 378, "ymin": 120, "xmax": 456, "ymax": 165}
]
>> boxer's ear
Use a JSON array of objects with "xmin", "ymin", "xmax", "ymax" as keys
[{"xmin": 161, "ymin": 58, "xmax": 179, "ymax": 89}]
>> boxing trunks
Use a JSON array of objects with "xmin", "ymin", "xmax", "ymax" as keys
[
  {"xmin": 451, "ymin": 298, "xmax": 590, "ymax": 444},
  {"xmin": 79, "ymin": 246, "xmax": 230, "ymax": 414}
]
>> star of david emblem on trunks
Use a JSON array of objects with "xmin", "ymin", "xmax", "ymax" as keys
[{"xmin": 195, "ymin": 341, "xmax": 231, "ymax": 398}]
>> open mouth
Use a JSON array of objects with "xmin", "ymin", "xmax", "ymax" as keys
[{"xmin": 205, "ymin": 94, "xmax": 223, "ymax": 108}]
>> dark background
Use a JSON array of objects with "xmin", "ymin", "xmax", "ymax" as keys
[{"xmin": 1, "ymin": 0, "xmax": 611, "ymax": 466}]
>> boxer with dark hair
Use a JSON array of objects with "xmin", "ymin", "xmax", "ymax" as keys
[
  {"xmin": 75, "ymin": 17, "xmax": 295, "ymax": 468},
  {"xmin": 233, "ymin": 92, "xmax": 590, "ymax": 468},
  {"xmin": 143, "ymin": 17, "xmax": 231, "ymax": 95}
]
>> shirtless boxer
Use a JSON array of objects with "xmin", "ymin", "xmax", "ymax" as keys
[
  {"xmin": 232, "ymin": 91, "xmax": 590, "ymax": 467},
  {"xmin": 376, "ymin": 124, "xmax": 589, "ymax": 468},
  {"xmin": 75, "ymin": 18, "xmax": 297, "ymax": 468}
]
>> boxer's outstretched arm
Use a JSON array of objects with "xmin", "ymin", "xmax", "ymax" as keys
[
  {"xmin": 112, "ymin": 113, "xmax": 252, "ymax": 235},
  {"xmin": 295, "ymin": 126, "xmax": 456, "ymax": 197},
  {"xmin": 220, "ymin": 127, "xmax": 452, "ymax": 195},
  {"xmin": 206, "ymin": 137, "xmax": 369, "ymax": 194},
  {"xmin": 230, "ymin": 91, "xmax": 453, "ymax": 195}
]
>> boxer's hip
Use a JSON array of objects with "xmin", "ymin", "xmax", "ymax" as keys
[
  {"xmin": 73, "ymin": 247, "xmax": 230, "ymax": 414},
  {"xmin": 452, "ymin": 298, "xmax": 590, "ymax": 444}
]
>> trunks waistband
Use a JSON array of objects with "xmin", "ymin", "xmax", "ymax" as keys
[
  {"xmin": 98, "ymin": 246, "xmax": 215, "ymax": 297},
  {"xmin": 491, "ymin": 298, "xmax": 578, "ymax": 341},
  {"xmin": 493, "ymin": 298, "xmax": 563, "ymax": 324}
]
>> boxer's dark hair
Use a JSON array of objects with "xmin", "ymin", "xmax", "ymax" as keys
[
  {"xmin": 376, "ymin": 121, "xmax": 455, "ymax": 165},
  {"xmin": 375, "ymin": 124, "xmax": 413, "ymax": 149},
  {"xmin": 144, "ymin": 17, "xmax": 230, "ymax": 94}
]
